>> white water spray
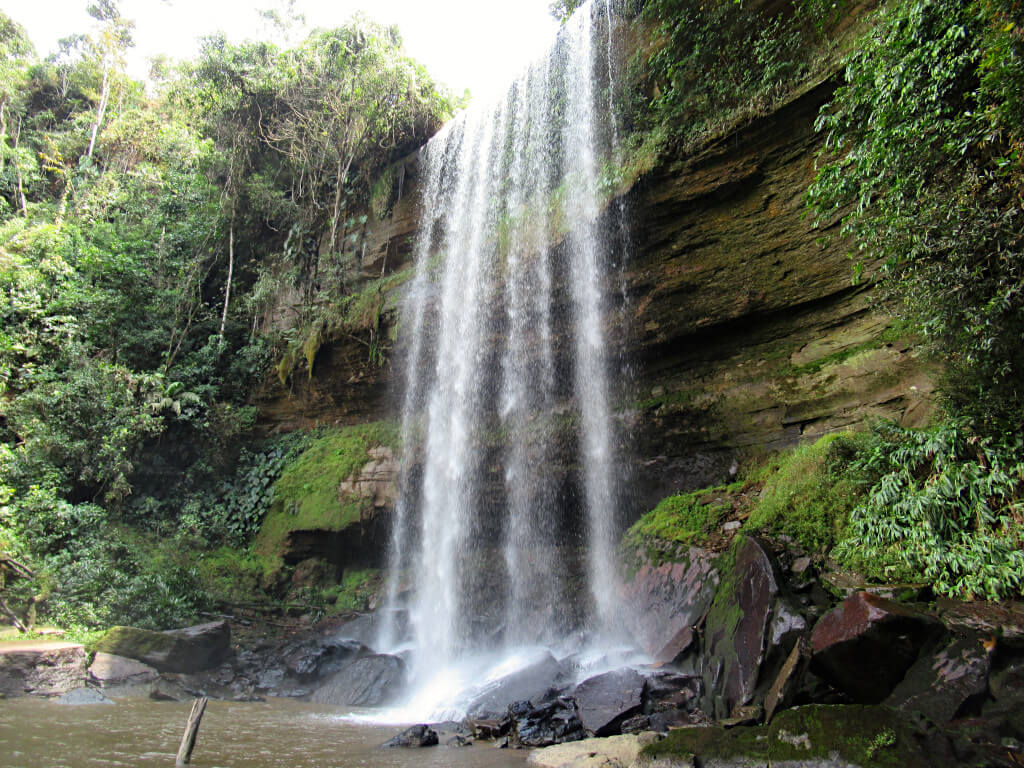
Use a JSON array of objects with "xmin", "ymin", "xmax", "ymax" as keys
[{"xmin": 377, "ymin": 0, "xmax": 632, "ymax": 719}]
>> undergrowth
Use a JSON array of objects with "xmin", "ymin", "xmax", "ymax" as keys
[{"xmin": 836, "ymin": 421, "xmax": 1024, "ymax": 599}]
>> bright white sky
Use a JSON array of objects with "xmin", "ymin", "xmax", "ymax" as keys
[{"xmin": 4, "ymin": 0, "xmax": 562, "ymax": 99}]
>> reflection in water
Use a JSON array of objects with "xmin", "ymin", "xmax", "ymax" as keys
[{"xmin": 0, "ymin": 697, "xmax": 530, "ymax": 768}]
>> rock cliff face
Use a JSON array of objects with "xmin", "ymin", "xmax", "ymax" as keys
[
  {"xmin": 620, "ymin": 79, "xmax": 933, "ymax": 512},
  {"xmin": 256, "ymin": 78, "xmax": 933, "ymax": 519}
]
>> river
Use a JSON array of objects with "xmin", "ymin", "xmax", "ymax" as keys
[{"xmin": 0, "ymin": 697, "xmax": 531, "ymax": 768}]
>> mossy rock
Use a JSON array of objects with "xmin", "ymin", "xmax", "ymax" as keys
[
  {"xmin": 92, "ymin": 621, "xmax": 229, "ymax": 674},
  {"xmin": 744, "ymin": 432, "xmax": 864, "ymax": 553},
  {"xmin": 641, "ymin": 704, "xmax": 955, "ymax": 767},
  {"xmin": 624, "ymin": 481, "xmax": 744, "ymax": 566},
  {"xmin": 254, "ymin": 422, "xmax": 399, "ymax": 570}
]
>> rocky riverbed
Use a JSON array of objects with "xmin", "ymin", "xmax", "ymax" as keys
[{"xmin": 2, "ymin": 535, "xmax": 1021, "ymax": 766}]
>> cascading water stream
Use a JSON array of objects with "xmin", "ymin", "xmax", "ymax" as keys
[{"xmin": 376, "ymin": 0, "xmax": 634, "ymax": 719}]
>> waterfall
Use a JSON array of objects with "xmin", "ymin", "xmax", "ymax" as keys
[{"xmin": 378, "ymin": 0, "xmax": 629, "ymax": 716}]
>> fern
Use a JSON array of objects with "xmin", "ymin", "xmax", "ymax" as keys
[{"xmin": 835, "ymin": 422, "xmax": 1024, "ymax": 599}]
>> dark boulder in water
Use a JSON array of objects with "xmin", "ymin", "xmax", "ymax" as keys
[
  {"xmin": 466, "ymin": 652, "xmax": 569, "ymax": 718},
  {"xmin": 505, "ymin": 698, "xmax": 585, "ymax": 747},
  {"xmin": 310, "ymin": 653, "xmax": 406, "ymax": 707},
  {"xmin": 381, "ymin": 724, "xmax": 439, "ymax": 748}
]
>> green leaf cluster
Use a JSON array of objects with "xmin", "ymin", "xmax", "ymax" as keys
[{"xmin": 835, "ymin": 421, "xmax": 1024, "ymax": 600}]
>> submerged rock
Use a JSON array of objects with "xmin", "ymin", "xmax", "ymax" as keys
[
  {"xmin": 309, "ymin": 653, "xmax": 406, "ymax": 707},
  {"xmin": 810, "ymin": 592, "xmax": 943, "ymax": 703},
  {"xmin": 381, "ymin": 724, "xmax": 439, "ymax": 748},
  {"xmin": 55, "ymin": 686, "xmax": 115, "ymax": 705},
  {"xmin": 573, "ymin": 668, "xmax": 646, "ymax": 737}
]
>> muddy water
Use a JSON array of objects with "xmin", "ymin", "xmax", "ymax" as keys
[{"xmin": 0, "ymin": 697, "xmax": 531, "ymax": 768}]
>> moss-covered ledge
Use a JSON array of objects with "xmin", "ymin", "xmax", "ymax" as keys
[{"xmin": 639, "ymin": 705, "xmax": 955, "ymax": 768}]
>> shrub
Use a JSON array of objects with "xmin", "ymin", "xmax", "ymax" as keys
[
  {"xmin": 834, "ymin": 421, "xmax": 1024, "ymax": 599},
  {"xmin": 808, "ymin": 0, "xmax": 1024, "ymax": 431}
]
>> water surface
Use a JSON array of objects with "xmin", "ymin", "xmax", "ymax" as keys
[{"xmin": 0, "ymin": 697, "xmax": 531, "ymax": 768}]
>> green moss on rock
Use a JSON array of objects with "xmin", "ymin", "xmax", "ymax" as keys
[
  {"xmin": 744, "ymin": 432, "xmax": 864, "ymax": 552},
  {"xmin": 254, "ymin": 422, "xmax": 399, "ymax": 566},
  {"xmin": 642, "ymin": 705, "xmax": 941, "ymax": 767},
  {"xmin": 624, "ymin": 482, "xmax": 743, "ymax": 564}
]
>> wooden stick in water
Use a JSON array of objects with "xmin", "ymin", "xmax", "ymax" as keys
[{"xmin": 175, "ymin": 697, "xmax": 208, "ymax": 768}]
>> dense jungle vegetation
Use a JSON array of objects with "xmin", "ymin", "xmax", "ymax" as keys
[
  {"xmin": 0, "ymin": 1, "xmax": 455, "ymax": 634},
  {"xmin": 1, "ymin": 0, "xmax": 1022, "ymax": 636}
]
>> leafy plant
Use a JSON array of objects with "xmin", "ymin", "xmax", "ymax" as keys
[
  {"xmin": 835, "ymin": 421, "xmax": 1024, "ymax": 599},
  {"xmin": 636, "ymin": 0, "xmax": 830, "ymax": 153}
]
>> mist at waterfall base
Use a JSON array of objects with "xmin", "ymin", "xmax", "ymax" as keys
[{"xmin": 342, "ymin": 0, "xmax": 646, "ymax": 724}]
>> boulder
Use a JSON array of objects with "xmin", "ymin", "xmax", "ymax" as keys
[
  {"xmin": 810, "ymin": 592, "xmax": 944, "ymax": 703},
  {"xmin": 92, "ymin": 621, "xmax": 230, "ymax": 674},
  {"xmin": 335, "ymin": 610, "xmax": 410, "ymax": 646},
  {"xmin": 764, "ymin": 637, "xmax": 808, "ymax": 723},
  {"xmin": 620, "ymin": 549, "xmax": 719, "ymax": 662},
  {"xmin": 55, "ymin": 686, "xmax": 115, "ymax": 705},
  {"xmin": 701, "ymin": 537, "xmax": 781, "ymax": 718},
  {"xmin": 642, "ymin": 670, "xmax": 702, "ymax": 714},
  {"xmin": 381, "ymin": 724, "xmax": 439, "ymax": 748},
  {"xmin": 573, "ymin": 668, "xmax": 646, "ymax": 737},
  {"xmin": 468, "ymin": 652, "xmax": 569, "ymax": 718},
  {"xmin": 310, "ymin": 653, "xmax": 406, "ymax": 707},
  {"xmin": 507, "ymin": 698, "xmax": 586, "ymax": 747},
  {"xmin": 89, "ymin": 652, "xmax": 159, "ymax": 689},
  {"xmin": 0, "ymin": 645, "xmax": 88, "ymax": 697},
  {"xmin": 283, "ymin": 637, "xmax": 367, "ymax": 681},
  {"xmin": 886, "ymin": 635, "xmax": 992, "ymax": 722},
  {"xmin": 527, "ymin": 734, "xmax": 642, "ymax": 768}
]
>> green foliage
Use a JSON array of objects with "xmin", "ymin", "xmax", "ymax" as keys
[
  {"xmin": 254, "ymin": 422, "xmax": 399, "ymax": 565},
  {"xmin": 550, "ymin": 0, "xmax": 587, "ymax": 24},
  {"xmin": 215, "ymin": 431, "xmax": 314, "ymax": 545},
  {"xmin": 328, "ymin": 568, "xmax": 381, "ymax": 612},
  {"xmin": 0, "ymin": 10, "xmax": 449, "ymax": 632},
  {"xmin": 808, "ymin": 0, "xmax": 1024, "ymax": 430},
  {"xmin": 638, "ymin": 0, "xmax": 830, "ymax": 152},
  {"xmin": 194, "ymin": 547, "xmax": 267, "ymax": 606},
  {"xmin": 834, "ymin": 421, "xmax": 1024, "ymax": 599},
  {"xmin": 746, "ymin": 432, "xmax": 864, "ymax": 552}
]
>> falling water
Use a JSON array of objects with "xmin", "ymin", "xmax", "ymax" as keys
[{"xmin": 379, "ymin": 0, "xmax": 630, "ymax": 716}]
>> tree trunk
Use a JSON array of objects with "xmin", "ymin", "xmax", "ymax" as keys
[
  {"xmin": 0, "ymin": 101, "xmax": 7, "ymax": 175},
  {"xmin": 13, "ymin": 116, "xmax": 27, "ymax": 216},
  {"xmin": 86, "ymin": 69, "xmax": 110, "ymax": 161},
  {"xmin": 0, "ymin": 597, "xmax": 28, "ymax": 633},
  {"xmin": 218, "ymin": 219, "xmax": 235, "ymax": 348},
  {"xmin": 174, "ymin": 697, "xmax": 208, "ymax": 768}
]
